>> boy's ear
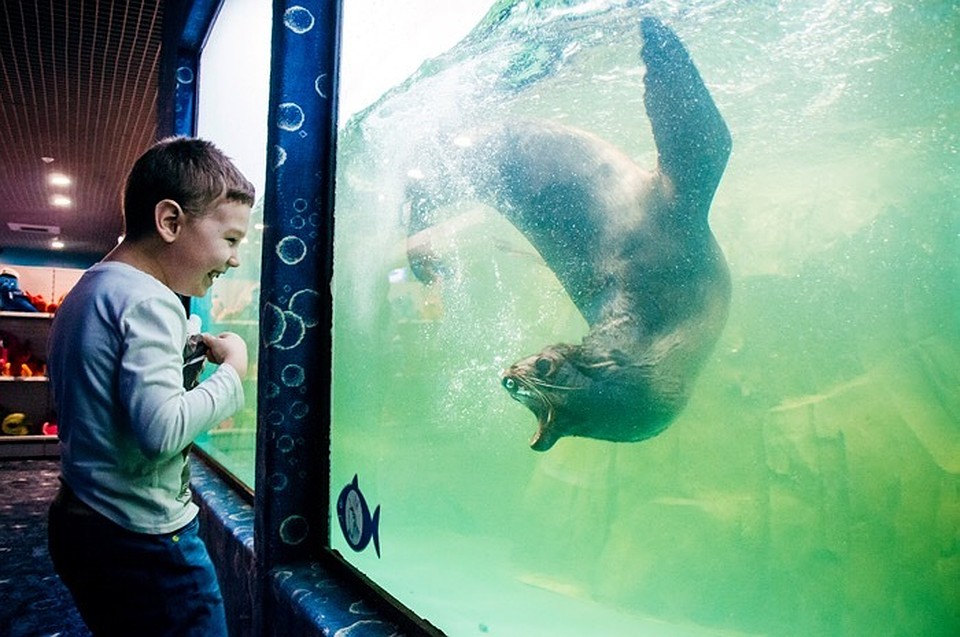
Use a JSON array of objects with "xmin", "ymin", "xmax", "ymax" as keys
[{"xmin": 155, "ymin": 200, "xmax": 183, "ymax": 244}]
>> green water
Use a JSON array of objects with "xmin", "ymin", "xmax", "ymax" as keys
[
  {"xmin": 331, "ymin": 1, "xmax": 959, "ymax": 634},
  {"xmin": 192, "ymin": 198, "xmax": 264, "ymax": 487}
]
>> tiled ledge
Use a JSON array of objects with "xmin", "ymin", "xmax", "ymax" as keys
[
  {"xmin": 189, "ymin": 457, "xmax": 417, "ymax": 637},
  {"xmin": 270, "ymin": 562, "xmax": 406, "ymax": 636}
]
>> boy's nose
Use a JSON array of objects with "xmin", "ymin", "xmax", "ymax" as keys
[{"xmin": 228, "ymin": 255, "xmax": 240, "ymax": 268}]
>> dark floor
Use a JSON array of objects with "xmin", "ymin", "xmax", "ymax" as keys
[{"xmin": 0, "ymin": 459, "xmax": 91, "ymax": 637}]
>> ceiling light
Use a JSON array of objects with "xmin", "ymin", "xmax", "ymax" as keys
[
  {"xmin": 41, "ymin": 156, "xmax": 55, "ymax": 164},
  {"xmin": 51, "ymin": 238, "xmax": 65, "ymax": 250},
  {"xmin": 48, "ymin": 173, "xmax": 72, "ymax": 187},
  {"xmin": 50, "ymin": 194, "xmax": 72, "ymax": 207}
]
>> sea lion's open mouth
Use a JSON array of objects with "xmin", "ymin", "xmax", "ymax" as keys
[
  {"xmin": 528, "ymin": 424, "xmax": 558, "ymax": 452},
  {"xmin": 502, "ymin": 373, "xmax": 557, "ymax": 451}
]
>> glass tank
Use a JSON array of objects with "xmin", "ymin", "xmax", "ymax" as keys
[
  {"xmin": 190, "ymin": 0, "xmax": 273, "ymax": 488},
  {"xmin": 330, "ymin": 0, "xmax": 959, "ymax": 635}
]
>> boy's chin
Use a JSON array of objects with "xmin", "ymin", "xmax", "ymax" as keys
[{"xmin": 172, "ymin": 282, "xmax": 210, "ymax": 298}]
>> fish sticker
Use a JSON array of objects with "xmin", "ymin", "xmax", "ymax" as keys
[{"xmin": 336, "ymin": 474, "xmax": 381, "ymax": 558}]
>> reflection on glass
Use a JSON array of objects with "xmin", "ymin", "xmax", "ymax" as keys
[
  {"xmin": 332, "ymin": 1, "xmax": 958, "ymax": 635},
  {"xmin": 191, "ymin": 0, "xmax": 272, "ymax": 488}
]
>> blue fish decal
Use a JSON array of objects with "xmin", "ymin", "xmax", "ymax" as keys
[{"xmin": 336, "ymin": 474, "xmax": 381, "ymax": 558}]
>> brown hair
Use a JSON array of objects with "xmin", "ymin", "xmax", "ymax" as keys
[{"xmin": 121, "ymin": 137, "xmax": 255, "ymax": 241}]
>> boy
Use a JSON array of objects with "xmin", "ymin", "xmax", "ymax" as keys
[{"xmin": 47, "ymin": 137, "xmax": 254, "ymax": 636}]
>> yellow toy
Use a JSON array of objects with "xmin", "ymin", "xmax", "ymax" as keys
[{"xmin": 2, "ymin": 412, "xmax": 29, "ymax": 435}]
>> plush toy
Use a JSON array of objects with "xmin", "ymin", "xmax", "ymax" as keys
[
  {"xmin": 0, "ymin": 268, "xmax": 40, "ymax": 313},
  {"xmin": 0, "ymin": 330, "xmax": 43, "ymax": 377},
  {"xmin": 2, "ymin": 412, "xmax": 29, "ymax": 436},
  {"xmin": 42, "ymin": 418, "xmax": 58, "ymax": 436},
  {"xmin": 24, "ymin": 291, "xmax": 61, "ymax": 313}
]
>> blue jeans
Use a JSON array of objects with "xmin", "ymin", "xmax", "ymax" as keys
[{"xmin": 48, "ymin": 483, "xmax": 228, "ymax": 637}]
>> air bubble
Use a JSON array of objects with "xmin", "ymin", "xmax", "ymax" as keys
[
  {"xmin": 277, "ymin": 102, "xmax": 305, "ymax": 131},
  {"xmin": 283, "ymin": 6, "xmax": 315, "ymax": 34},
  {"xmin": 277, "ymin": 236, "xmax": 307, "ymax": 265},
  {"xmin": 279, "ymin": 515, "xmax": 309, "ymax": 545}
]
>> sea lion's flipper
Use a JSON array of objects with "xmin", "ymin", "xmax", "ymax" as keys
[
  {"xmin": 641, "ymin": 17, "xmax": 731, "ymax": 217},
  {"xmin": 404, "ymin": 157, "xmax": 459, "ymax": 284}
]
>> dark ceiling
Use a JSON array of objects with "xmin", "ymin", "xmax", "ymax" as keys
[{"xmin": 0, "ymin": 0, "xmax": 165, "ymax": 261}]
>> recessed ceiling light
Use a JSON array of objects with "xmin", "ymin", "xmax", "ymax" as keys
[
  {"xmin": 50, "ymin": 194, "xmax": 72, "ymax": 207},
  {"xmin": 51, "ymin": 238, "xmax": 65, "ymax": 249},
  {"xmin": 48, "ymin": 173, "xmax": 72, "ymax": 187},
  {"xmin": 41, "ymin": 156, "xmax": 55, "ymax": 164}
]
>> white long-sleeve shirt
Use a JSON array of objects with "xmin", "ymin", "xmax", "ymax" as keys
[{"xmin": 48, "ymin": 261, "xmax": 244, "ymax": 534}]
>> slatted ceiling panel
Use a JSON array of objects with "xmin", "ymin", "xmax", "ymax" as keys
[{"xmin": 0, "ymin": 0, "xmax": 164, "ymax": 256}]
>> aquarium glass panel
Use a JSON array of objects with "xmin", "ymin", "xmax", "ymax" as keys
[
  {"xmin": 330, "ymin": 1, "xmax": 959, "ymax": 635},
  {"xmin": 191, "ymin": 0, "xmax": 272, "ymax": 488}
]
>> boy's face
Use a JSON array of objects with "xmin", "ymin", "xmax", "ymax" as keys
[{"xmin": 169, "ymin": 197, "xmax": 251, "ymax": 297}]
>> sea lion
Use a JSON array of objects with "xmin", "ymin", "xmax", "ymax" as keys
[{"xmin": 404, "ymin": 17, "xmax": 731, "ymax": 451}]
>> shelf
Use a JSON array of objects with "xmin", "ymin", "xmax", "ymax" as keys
[
  {"xmin": 0, "ymin": 434, "xmax": 57, "ymax": 442},
  {"xmin": 0, "ymin": 267, "xmax": 77, "ymax": 449},
  {"xmin": 0, "ymin": 312, "xmax": 54, "ymax": 355},
  {"xmin": 1, "ymin": 311, "xmax": 55, "ymax": 432},
  {"xmin": 0, "ymin": 434, "xmax": 60, "ymax": 458},
  {"xmin": 0, "ymin": 311, "xmax": 54, "ymax": 320}
]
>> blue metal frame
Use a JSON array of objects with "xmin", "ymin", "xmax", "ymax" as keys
[
  {"xmin": 158, "ymin": 0, "xmax": 224, "ymax": 137},
  {"xmin": 158, "ymin": 1, "xmax": 440, "ymax": 633},
  {"xmin": 254, "ymin": 0, "xmax": 342, "ymax": 620}
]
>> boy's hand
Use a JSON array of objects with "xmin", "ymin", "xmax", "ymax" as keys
[{"xmin": 202, "ymin": 332, "xmax": 248, "ymax": 380}]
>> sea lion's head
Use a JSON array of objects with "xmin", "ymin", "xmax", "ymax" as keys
[
  {"xmin": 501, "ymin": 345, "xmax": 589, "ymax": 451},
  {"xmin": 501, "ymin": 343, "xmax": 682, "ymax": 452}
]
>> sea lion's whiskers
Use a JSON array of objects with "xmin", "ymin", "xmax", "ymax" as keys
[
  {"xmin": 524, "ymin": 376, "xmax": 578, "ymax": 392},
  {"xmin": 514, "ymin": 375, "xmax": 557, "ymax": 423}
]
